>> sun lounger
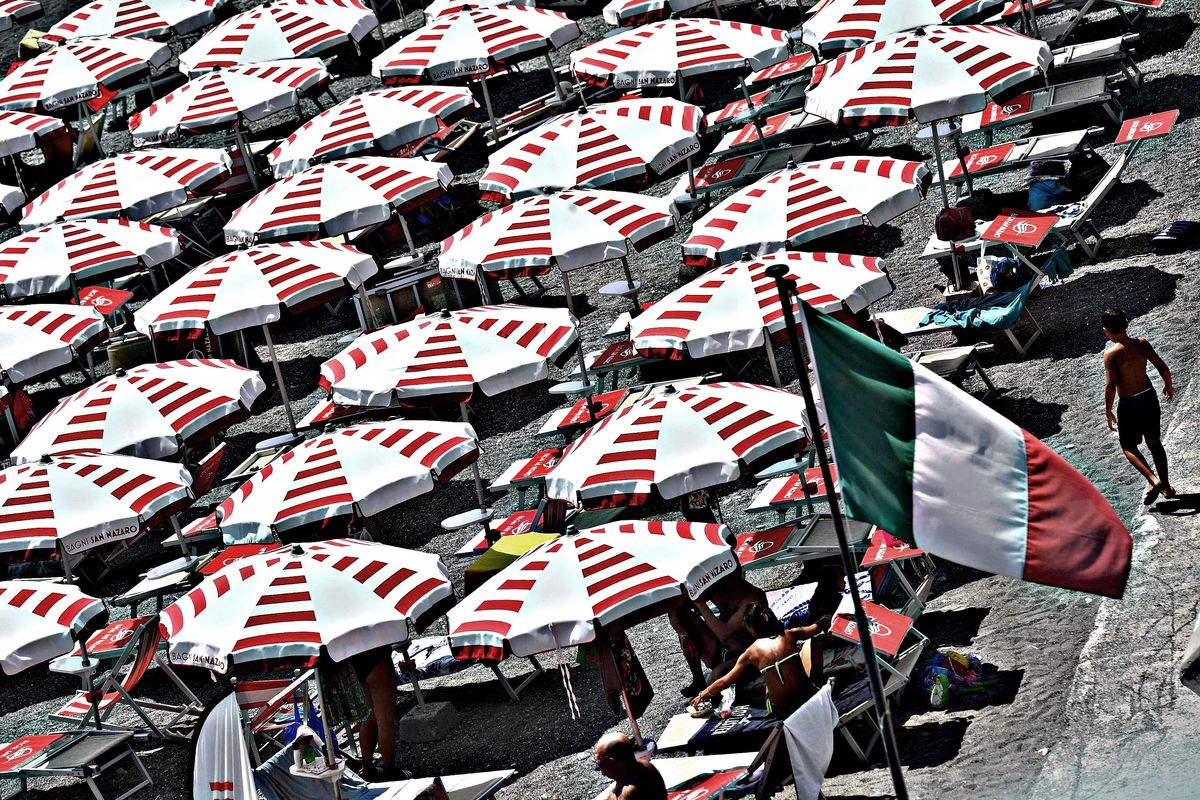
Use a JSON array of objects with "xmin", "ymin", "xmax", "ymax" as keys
[
  {"xmin": 935, "ymin": 127, "xmax": 1100, "ymax": 197},
  {"xmin": 488, "ymin": 450, "xmax": 562, "ymax": 510},
  {"xmin": 746, "ymin": 467, "xmax": 837, "ymax": 523},
  {"xmin": 705, "ymin": 81, "xmax": 810, "ymax": 130},
  {"xmin": 995, "ymin": 0, "xmax": 1161, "ymax": 44},
  {"xmin": 874, "ymin": 282, "xmax": 1042, "ymax": 358},
  {"xmin": 0, "ymin": 730, "xmax": 152, "ymax": 800},
  {"xmin": 1052, "ymin": 34, "xmax": 1142, "ymax": 86},
  {"xmin": 734, "ymin": 514, "xmax": 874, "ymax": 572},
  {"xmin": 960, "ymin": 75, "xmax": 1125, "ymax": 144},
  {"xmin": 911, "ymin": 343, "xmax": 997, "ymax": 399},
  {"xmin": 568, "ymin": 339, "xmax": 654, "ymax": 393},
  {"xmin": 394, "ymin": 636, "xmax": 544, "ymax": 704},
  {"xmin": 709, "ymin": 110, "xmax": 837, "ymax": 158},
  {"xmin": 832, "ymin": 633, "xmax": 927, "ymax": 762},
  {"xmin": 859, "ymin": 529, "xmax": 939, "ymax": 619}
]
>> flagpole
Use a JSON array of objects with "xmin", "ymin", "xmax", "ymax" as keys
[{"xmin": 766, "ymin": 264, "xmax": 909, "ymax": 800}]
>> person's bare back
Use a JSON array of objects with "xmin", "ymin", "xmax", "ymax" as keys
[{"xmin": 1104, "ymin": 338, "xmax": 1155, "ymax": 398}]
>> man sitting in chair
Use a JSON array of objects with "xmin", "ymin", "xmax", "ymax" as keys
[
  {"xmin": 669, "ymin": 573, "xmax": 767, "ymax": 697},
  {"xmin": 594, "ymin": 733, "xmax": 666, "ymax": 800}
]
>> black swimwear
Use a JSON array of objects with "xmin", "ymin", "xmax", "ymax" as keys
[
  {"xmin": 349, "ymin": 645, "xmax": 391, "ymax": 683},
  {"xmin": 1117, "ymin": 388, "xmax": 1161, "ymax": 450}
]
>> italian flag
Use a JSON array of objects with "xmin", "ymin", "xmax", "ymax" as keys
[{"xmin": 803, "ymin": 305, "xmax": 1132, "ymax": 598}]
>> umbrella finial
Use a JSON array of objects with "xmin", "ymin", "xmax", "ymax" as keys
[
  {"xmin": 290, "ymin": 543, "xmax": 304, "ymax": 556},
  {"xmin": 663, "ymin": 384, "xmax": 678, "ymax": 394},
  {"xmin": 764, "ymin": 264, "xmax": 789, "ymax": 280},
  {"xmin": 786, "ymin": 158, "xmax": 796, "ymax": 169},
  {"xmin": 39, "ymin": 453, "xmax": 52, "ymax": 464},
  {"xmin": 113, "ymin": 367, "xmax": 126, "ymax": 378},
  {"xmin": 565, "ymin": 524, "xmax": 579, "ymax": 536},
  {"xmin": 740, "ymin": 251, "xmax": 754, "ymax": 262}
]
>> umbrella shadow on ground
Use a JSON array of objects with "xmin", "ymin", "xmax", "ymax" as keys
[
  {"xmin": 0, "ymin": 671, "xmax": 81, "ymax": 717},
  {"xmin": 910, "ymin": 608, "xmax": 991, "ymax": 650},
  {"xmin": 1112, "ymin": 12, "xmax": 1197, "ymax": 60},
  {"xmin": 984, "ymin": 391, "xmax": 1068, "ymax": 439},
  {"xmin": 924, "ymin": 563, "xmax": 993, "ymax": 605},
  {"xmin": 1135, "ymin": 73, "xmax": 1200, "ymax": 122}
]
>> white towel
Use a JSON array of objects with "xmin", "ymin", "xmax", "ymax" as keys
[{"xmin": 782, "ymin": 683, "xmax": 838, "ymax": 800}]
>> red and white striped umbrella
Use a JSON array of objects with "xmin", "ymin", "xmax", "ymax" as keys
[
  {"xmin": 12, "ymin": 359, "xmax": 266, "ymax": 463},
  {"xmin": 0, "ymin": 304, "xmax": 106, "ymax": 384},
  {"xmin": 180, "ymin": 0, "xmax": 377, "ymax": 76},
  {"xmin": 423, "ymin": 0, "xmax": 530, "ymax": 21},
  {"xmin": 0, "ymin": 219, "xmax": 181, "ymax": 298},
  {"xmin": 546, "ymin": 381, "xmax": 812, "ymax": 507},
  {"xmin": 439, "ymin": 189, "xmax": 677, "ymax": 280},
  {"xmin": 0, "ymin": 581, "xmax": 105, "ymax": 675},
  {"xmin": 0, "ymin": 452, "xmax": 193, "ymax": 562},
  {"xmin": 134, "ymin": 241, "xmax": 377, "ymax": 337},
  {"xmin": 804, "ymin": 25, "xmax": 1052, "ymax": 126},
  {"xmin": 448, "ymin": 521, "xmax": 737, "ymax": 659},
  {"xmin": 683, "ymin": 156, "xmax": 929, "ymax": 270},
  {"xmin": 0, "ymin": 36, "xmax": 170, "ymax": 112},
  {"xmin": 0, "ymin": 109, "xmax": 65, "ymax": 157},
  {"xmin": 45, "ymin": 0, "xmax": 225, "ymax": 45},
  {"xmin": 371, "ymin": 5, "xmax": 579, "ymax": 84},
  {"xmin": 602, "ymin": 0, "xmax": 729, "ymax": 27},
  {"xmin": 267, "ymin": 85, "xmax": 476, "ymax": 178},
  {"xmin": 216, "ymin": 419, "xmax": 479, "ymax": 544},
  {"xmin": 22, "ymin": 148, "xmax": 231, "ymax": 228},
  {"xmin": 630, "ymin": 251, "xmax": 893, "ymax": 360},
  {"xmin": 480, "ymin": 98, "xmax": 703, "ymax": 203},
  {"xmin": 223, "ymin": 157, "xmax": 452, "ymax": 245},
  {"xmin": 160, "ymin": 538, "xmax": 453, "ymax": 671},
  {"xmin": 320, "ymin": 304, "xmax": 578, "ymax": 407},
  {"xmin": 129, "ymin": 59, "xmax": 329, "ymax": 147},
  {"xmin": 802, "ymin": 0, "xmax": 1007, "ymax": 54},
  {"xmin": 0, "ymin": 0, "xmax": 42, "ymax": 33},
  {"xmin": 571, "ymin": 18, "xmax": 791, "ymax": 88}
]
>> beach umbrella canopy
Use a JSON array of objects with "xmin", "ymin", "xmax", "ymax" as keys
[
  {"xmin": 371, "ymin": 5, "xmax": 579, "ymax": 84},
  {"xmin": 571, "ymin": 18, "xmax": 791, "ymax": 88},
  {"xmin": 0, "ymin": 109, "xmax": 66, "ymax": 157},
  {"xmin": 180, "ymin": 0, "xmax": 377, "ymax": 76},
  {"xmin": 480, "ymin": 98, "xmax": 703, "ymax": 203},
  {"xmin": 683, "ymin": 156, "xmax": 929, "ymax": 270},
  {"xmin": 439, "ymin": 189, "xmax": 677, "ymax": 280},
  {"xmin": 546, "ymin": 381, "xmax": 812, "ymax": 507},
  {"xmin": 804, "ymin": 24, "xmax": 1052, "ymax": 126},
  {"xmin": 0, "ymin": 452, "xmax": 193, "ymax": 562},
  {"xmin": 0, "ymin": 581, "xmax": 105, "ymax": 675},
  {"xmin": 602, "ymin": 0, "xmax": 730, "ymax": 28},
  {"xmin": 223, "ymin": 157, "xmax": 452, "ymax": 245},
  {"xmin": 801, "ymin": 0, "xmax": 1007, "ymax": 55},
  {"xmin": 0, "ymin": 304, "xmax": 107, "ymax": 384},
  {"xmin": 160, "ymin": 538, "xmax": 453, "ymax": 672},
  {"xmin": 12, "ymin": 359, "xmax": 265, "ymax": 463},
  {"xmin": 267, "ymin": 85, "xmax": 476, "ymax": 178},
  {"xmin": 630, "ymin": 251, "xmax": 894, "ymax": 360},
  {"xmin": 423, "ymin": 0, "xmax": 531, "ymax": 20},
  {"xmin": 320, "ymin": 304, "xmax": 579, "ymax": 407},
  {"xmin": 129, "ymin": 59, "xmax": 329, "ymax": 147},
  {"xmin": 134, "ymin": 241, "xmax": 377, "ymax": 337},
  {"xmin": 448, "ymin": 520, "xmax": 737, "ymax": 659},
  {"xmin": 0, "ymin": 36, "xmax": 170, "ymax": 112},
  {"xmin": 0, "ymin": 0, "xmax": 41, "ymax": 33},
  {"xmin": 22, "ymin": 148, "xmax": 231, "ymax": 228},
  {"xmin": 216, "ymin": 419, "xmax": 479, "ymax": 544},
  {"xmin": 0, "ymin": 218, "xmax": 181, "ymax": 298},
  {"xmin": 45, "ymin": 0, "xmax": 225, "ymax": 44}
]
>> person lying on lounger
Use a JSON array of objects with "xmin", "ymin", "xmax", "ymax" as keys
[
  {"xmin": 669, "ymin": 574, "xmax": 767, "ymax": 697},
  {"xmin": 594, "ymin": 732, "xmax": 666, "ymax": 800}
]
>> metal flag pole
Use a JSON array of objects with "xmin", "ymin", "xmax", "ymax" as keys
[{"xmin": 766, "ymin": 263, "xmax": 909, "ymax": 800}]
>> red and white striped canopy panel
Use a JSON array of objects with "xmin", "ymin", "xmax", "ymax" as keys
[
  {"xmin": 0, "ymin": 109, "xmax": 65, "ymax": 157},
  {"xmin": 45, "ymin": 0, "xmax": 225, "ymax": 45},
  {"xmin": 0, "ymin": 304, "xmax": 106, "ymax": 384},
  {"xmin": 439, "ymin": 189, "xmax": 677, "ymax": 279},
  {"xmin": 683, "ymin": 156, "xmax": 929, "ymax": 270},
  {"xmin": 0, "ymin": 581, "xmax": 105, "ymax": 674},
  {"xmin": 12, "ymin": 359, "xmax": 266, "ymax": 463},
  {"xmin": 268, "ymin": 85, "xmax": 476, "ymax": 177},
  {"xmin": 0, "ymin": 453, "xmax": 192, "ymax": 560},
  {"xmin": 0, "ymin": 0, "xmax": 43, "ymax": 33},
  {"xmin": 130, "ymin": 59, "xmax": 328, "ymax": 146},
  {"xmin": 160, "ymin": 538, "xmax": 453, "ymax": 671},
  {"xmin": 0, "ymin": 36, "xmax": 170, "ymax": 111},
  {"xmin": 448, "ymin": 520, "xmax": 737, "ymax": 660},
  {"xmin": 479, "ymin": 98, "xmax": 704, "ymax": 203},
  {"xmin": 216, "ymin": 419, "xmax": 478, "ymax": 544},
  {"xmin": 546, "ymin": 381, "xmax": 813, "ymax": 507},
  {"xmin": 319, "ymin": 303, "xmax": 579, "ymax": 407},
  {"xmin": 135, "ymin": 241, "xmax": 377, "ymax": 337},
  {"xmin": 801, "ymin": 0, "xmax": 1007, "ymax": 54},
  {"xmin": 602, "ymin": 0, "xmax": 717, "ymax": 28}
]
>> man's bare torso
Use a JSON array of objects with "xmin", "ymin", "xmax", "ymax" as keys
[{"xmin": 1106, "ymin": 339, "xmax": 1154, "ymax": 397}]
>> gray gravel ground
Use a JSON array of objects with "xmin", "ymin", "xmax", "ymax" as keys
[{"xmin": 0, "ymin": 0, "xmax": 1197, "ymax": 798}]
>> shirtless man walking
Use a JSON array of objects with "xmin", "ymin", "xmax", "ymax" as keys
[{"xmin": 1102, "ymin": 307, "xmax": 1175, "ymax": 504}]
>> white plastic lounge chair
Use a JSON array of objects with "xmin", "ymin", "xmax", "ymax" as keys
[
  {"xmin": 873, "ymin": 287, "xmax": 1043, "ymax": 359},
  {"xmin": 734, "ymin": 514, "xmax": 874, "ymax": 572},
  {"xmin": 0, "ymin": 730, "xmax": 152, "ymax": 800},
  {"xmin": 911, "ymin": 343, "xmax": 997, "ymax": 399},
  {"xmin": 1052, "ymin": 34, "xmax": 1142, "ymax": 86},
  {"xmin": 934, "ymin": 127, "xmax": 1100, "ymax": 196},
  {"xmin": 394, "ymin": 636, "xmax": 545, "ymax": 704},
  {"xmin": 960, "ymin": 75, "xmax": 1125, "ymax": 144},
  {"xmin": 833, "ymin": 635, "xmax": 927, "ymax": 762}
]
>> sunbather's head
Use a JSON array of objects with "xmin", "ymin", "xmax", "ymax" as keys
[
  {"xmin": 1102, "ymin": 307, "xmax": 1129, "ymax": 339},
  {"xmin": 744, "ymin": 601, "xmax": 784, "ymax": 639},
  {"xmin": 593, "ymin": 732, "xmax": 637, "ymax": 781},
  {"xmin": 815, "ymin": 564, "xmax": 846, "ymax": 595}
]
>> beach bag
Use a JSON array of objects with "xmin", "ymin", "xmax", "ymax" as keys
[
  {"xmin": 988, "ymin": 257, "xmax": 1030, "ymax": 292},
  {"xmin": 935, "ymin": 206, "xmax": 974, "ymax": 242}
]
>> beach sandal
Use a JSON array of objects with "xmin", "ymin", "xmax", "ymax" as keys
[
  {"xmin": 1143, "ymin": 484, "xmax": 1162, "ymax": 505},
  {"xmin": 689, "ymin": 700, "xmax": 714, "ymax": 718}
]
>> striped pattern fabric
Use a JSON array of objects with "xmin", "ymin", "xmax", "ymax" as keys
[
  {"xmin": 0, "ymin": 219, "xmax": 181, "ymax": 298},
  {"xmin": 12, "ymin": 359, "xmax": 265, "ymax": 463},
  {"xmin": 130, "ymin": 59, "xmax": 328, "ymax": 146},
  {"xmin": 448, "ymin": 521, "xmax": 738, "ymax": 660},
  {"xmin": 180, "ymin": 0, "xmax": 377, "ymax": 75},
  {"xmin": 805, "ymin": 24, "xmax": 1052, "ymax": 126},
  {"xmin": 22, "ymin": 148, "xmax": 232, "ymax": 228},
  {"xmin": 0, "ymin": 36, "xmax": 170, "ymax": 111},
  {"xmin": 45, "ymin": 0, "xmax": 223, "ymax": 44},
  {"xmin": 0, "ymin": 109, "xmax": 64, "ymax": 157},
  {"xmin": 630, "ymin": 251, "xmax": 894, "ymax": 360},
  {"xmin": 571, "ymin": 19, "xmax": 790, "ymax": 87},
  {"xmin": 423, "ymin": 0, "xmax": 532, "ymax": 21},
  {"xmin": 224, "ymin": 157, "xmax": 452, "ymax": 245},
  {"xmin": 134, "ymin": 241, "xmax": 377, "ymax": 337},
  {"xmin": 683, "ymin": 156, "xmax": 929, "ymax": 269},
  {"xmin": 217, "ymin": 419, "xmax": 479, "ymax": 544},
  {"xmin": 546, "ymin": 381, "xmax": 813, "ymax": 507},
  {"xmin": 0, "ymin": 304, "xmax": 107, "ymax": 384},
  {"xmin": 0, "ymin": 453, "xmax": 193, "ymax": 559},
  {"xmin": 0, "ymin": 0, "xmax": 43, "ymax": 33},
  {"xmin": 602, "ymin": 0, "xmax": 716, "ymax": 27},
  {"xmin": 160, "ymin": 539, "xmax": 453, "ymax": 671},
  {"xmin": 320, "ymin": 303, "xmax": 578, "ymax": 407},
  {"xmin": 480, "ymin": 98, "xmax": 703, "ymax": 203},
  {"xmin": 371, "ymin": 5, "xmax": 579, "ymax": 84},
  {"xmin": 268, "ymin": 85, "xmax": 476, "ymax": 177},
  {"xmin": 801, "ymin": 0, "xmax": 1006, "ymax": 54},
  {"xmin": 0, "ymin": 581, "xmax": 105, "ymax": 675},
  {"xmin": 439, "ymin": 189, "xmax": 677, "ymax": 279}
]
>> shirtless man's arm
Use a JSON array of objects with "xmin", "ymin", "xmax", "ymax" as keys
[
  {"xmin": 1103, "ymin": 348, "xmax": 1119, "ymax": 430},
  {"xmin": 1144, "ymin": 339, "xmax": 1174, "ymax": 400}
]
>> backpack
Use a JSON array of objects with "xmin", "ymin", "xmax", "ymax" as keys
[
  {"xmin": 988, "ymin": 257, "xmax": 1032, "ymax": 292},
  {"xmin": 935, "ymin": 206, "xmax": 975, "ymax": 242}
]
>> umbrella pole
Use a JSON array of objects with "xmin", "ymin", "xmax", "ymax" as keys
[
  {"xmin": 234, "ymin": 121, "xmax": 260, "ymax": 193},
  {"xmin": 459, "ymin": 402, "xmax": 495, "ymax": 542},
  {"xmin": 357, "ymin": 282, "xmax": 378, "ymax": 332},
  {"xmin": 7, "ymin": 155, "xmax": 25, "ymax": 197},
  {"xmin": 478, "ymin": 76, "xmax": 500, "ymax": 144},
  {"xmin": 261, "ymin": 324, "xmax": 299, "ymax": 438},
  {"xmin": 561, "ymin": 268, "xmax": 578, "ymax": 318},
  {"xmin": 619, "ymin": 256, "xmax": 641, "ymax": 314},
  {"xmin": 929, "ymin": 124, "xmax": 966, "ymax": 291},
  {"xmin": 312, "ymin": 670, "xmax": 342, "ymax": 799},
  {"xmin": 3, "ymin": 406, "xmax": 18, "ymax": 445},
  {"xmin": 762, "ymin": 327, "xmax": 782, "ymax": 387},
  {"xmin": 398, "ymin": 214, "xmax": 417, "ymax": 258},
  {"xmin": 544, "ymin": 52, "xmax": 566, "ymax": 102},
  {"xmin": 767, "ymin": 266, "xmax": 908, "ymax": 800}
]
